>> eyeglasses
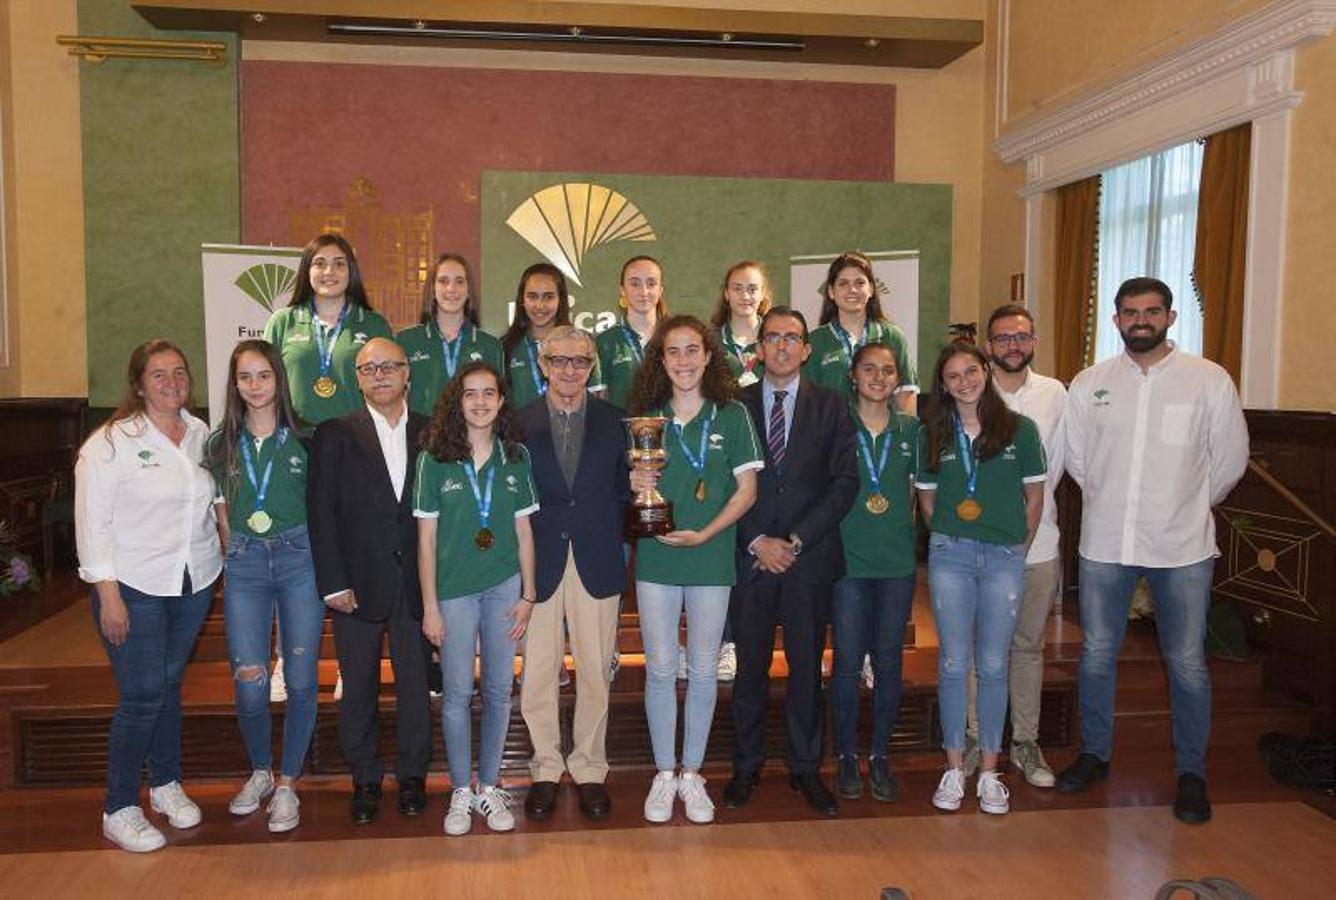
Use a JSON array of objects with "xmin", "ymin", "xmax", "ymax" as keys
[
  {"xmin": 761, "ymin": 332, "xmax": 805, "ymax": 348},
  {"xmin": 544, "ymin": 355, "xmax": 594, "ymax": 372},
  {"xmin": 355, "ymin": 361, "xmax": 407, "ymax": 377},
  {"xmin": 988, "ymin": 333, "xmax": 1035, "ymax": 347},
  {"xmin": 729, "ymin": 283, "xmax": 762, "ymax": 296}
]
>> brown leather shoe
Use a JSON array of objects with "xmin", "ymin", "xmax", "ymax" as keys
[
  {"xmin": 577, "ymin": 782, "xmax": 612, "ymax": 820},
  {"xmin": 525, "ymin": 780, "xmax": 560, "ymax": 820}
]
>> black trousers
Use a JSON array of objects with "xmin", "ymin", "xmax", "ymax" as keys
[
  {"xmin": 728, "ymin": 573, "xmax": 832, "ymax": 775},
  {"xmin": 331, "ymin": 581, "xmax": 432, "ymax": 786}
]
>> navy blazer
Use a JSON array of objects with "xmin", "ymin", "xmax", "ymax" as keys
[
  {"xmin": 735, "ymin": 378, "xmax": 859, "ymax": 584},
  {"xmin": 518, "ymin": 396, "xmax": 631, "ymax": 602}
]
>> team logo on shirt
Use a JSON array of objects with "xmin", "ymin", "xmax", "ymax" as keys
[
  {"xmin": 137, "ymin": 449, "xmax": 160, "ymax": 468},
  {"xmin": 352, "ymin": 332, "xmax": 369, "ymax": 344},
  {"xmin": 288, "ymin": 455, "xmax": 304, "ymax": 474},
  {"xmin": 468, "ymin": 351, "xmax": 483, "ymax": 362},
  {"xmin": 1093, "ymin": 388, "xmax": 1112, "ymax": 407},
  {"xmin": 286, "ymin": 332, "xmax": 311, "ymax": 344},
  {"xmin": 1003, "ymin": 443, "xmax": 1017, "ymax": 460},
  {"xmin": 410, "ymin": 350, "xmax": 430, "ymax": 363},
  {"xmin": 505, "ymin": 474, "xmax": 520, "ymax": 492},
  {"xmin": 821, "ymin": 351, "xmax": 844, "ymax": 366},
  {"xmin": 709, "ymin": 433, "xmax": 725, "ymax": 451},
  {"xmin": 441, "ymin": 478, "xmax": 464, "ymax": 493}
]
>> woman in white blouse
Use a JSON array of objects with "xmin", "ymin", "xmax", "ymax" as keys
[{"xmin": 75, "ymin": 339, "xmax": 224, "ymax": 854}]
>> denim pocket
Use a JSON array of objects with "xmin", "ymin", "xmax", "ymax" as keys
[{"xmin": 928, "ymin": 532, "xmax": 953, "ymax": 550}]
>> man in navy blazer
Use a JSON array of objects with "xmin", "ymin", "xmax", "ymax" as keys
[
  {"xmin": 723, "ymin": 307, "xmax": 859, "ymax": 817},
  {"xmin": 517, "ymin": 325, "xmax": 630, "ymax": 821}
]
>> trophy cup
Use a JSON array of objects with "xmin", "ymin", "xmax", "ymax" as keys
[{"xmin": 624, "ymin": 416, "xmax": 674, "ymax": 538}]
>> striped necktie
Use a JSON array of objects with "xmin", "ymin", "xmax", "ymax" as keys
[{"xmin": 768, "ymin": 390, "xmax": 788, "ymax": 469}]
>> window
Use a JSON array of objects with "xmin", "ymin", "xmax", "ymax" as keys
[{"xmin": 1093, "ymin": 140, "xmax": 1203, "ymax": 362}]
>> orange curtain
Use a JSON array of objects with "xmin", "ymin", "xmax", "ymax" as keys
[
  {"xmin": 1193, "ymin": 123, "xmax": 1251, "ymax": 385},
  {"xmin": 1053, "ymin": 175, "xmax": 1101, "ymax": 383}
]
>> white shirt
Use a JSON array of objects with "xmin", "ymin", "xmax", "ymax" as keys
[
  {"xmin": 368, "ymin": 401, "xmax": 409, "ymax": 501},
  {"xmin": 75, "ymin": 410, "xmax": 223, "ymax": 596},
  {"xmin": 1063, "ymin": 343, "xmax": 1249, "ymax": 567},
  {"xmin": 995, "ymin": 369, "xmax": 1067, "ymax": 564}
]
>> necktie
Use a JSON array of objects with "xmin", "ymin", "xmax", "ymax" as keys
[{"xmin": 768, "ymin": 390, "xmax": 788, "ymax": 469}]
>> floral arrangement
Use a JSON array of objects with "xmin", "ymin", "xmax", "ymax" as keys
[{"xmin": 0, "ymin": 521, "xmax": 39, "ymax": 597}]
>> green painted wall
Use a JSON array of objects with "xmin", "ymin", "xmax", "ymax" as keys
[{"xmin": 79, "ymin": 0, "xmax": 238, "ymax": 407}]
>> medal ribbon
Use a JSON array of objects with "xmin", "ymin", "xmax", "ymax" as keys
[
  {"xmin": 621, "ymin": 323, "xmax": 644, "ymax": 365},
  {"xmin": 830, "ymin": 317, "xmax": 874, "ymax": 362},
  {"xmin": 670, "ymin": 403, "xmax": 716, "ymax": 478},
  {"xmin": 856, "ymin": 425, "xmax": 892, "ymax": 498},
  {"xmin": 439, "ymin": 322, "xmax": 470, "ymax": 379},
  {"xmin": 463, "ymin": 451, "xmax": 497, "ymax": 531},
  {"xmin": 722, "ymin": 321, "xmax": 754, "ymax": 371},
  {"xmin": 240, "ymin": 427, "xmax": 287, "ymax": 517},
  {"xmin": 953, "ymin": 416, "xmax": 980, "ymax": 499},
  {"xmin": 311, "ymin": 302, "xmax": 350, "ymax": 379},
  {"xmin": 524, "ymin": 335, "xmax": 547, "ymax": 396}
]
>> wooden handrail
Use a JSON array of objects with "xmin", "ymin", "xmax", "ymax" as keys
[{"xmin": 1247, "ymin": 457, "xmax": 1336, "ymax": 538}]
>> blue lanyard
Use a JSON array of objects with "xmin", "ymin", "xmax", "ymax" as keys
[
  {"xmin": 439, "ymin": 322, "xmax": 470, "ymax": 379},
  {"xmin": 856, "ymin": 425, "xmax": 893, "ymax": 495},
  {"xmin": 620, "ymin": 323, "xmax": 644, "ymax": 365},
  {"xmin": 953, "ymin": 416, "xmax": 980, "ymax": 497},
  {"xmin": 670, "ymin": 403, "xmax": 716, "ymax": 476},
  {"xmin": 240, "ymin": 427, "xmax": 287, "ymax": 513},
  {"xmin": 721, "ymin": 322, "xmax": 752, "ymax": 367},
  {"xmin": 830, "ymin": 318, "xmax": 875, "ymax": 361},
  {"xmin": 524, "ymin": 335, "xmax": 547, "ymax": 396},
  {"xmin": 310, "ymin": 302, "xmax": 349, "ymax": 377},
  {"xmin": 463, "ymin": 452, "xmax": 497, "ymax": 530}
]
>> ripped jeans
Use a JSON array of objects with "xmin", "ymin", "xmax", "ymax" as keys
[
  {"xmin": 928, "ymin": 533, "xmax": 1026, "ymax": 755},
  {"xmin": 224, "ymin": 524, "xmax": 324, "ymax": 778}
]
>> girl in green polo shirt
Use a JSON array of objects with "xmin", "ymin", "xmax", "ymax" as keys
[
  {"xmin": 831, "ymin": 344, "xmax": 921, "ymax": 805},
  {"xmin": 709, "ymin": 259, "xmax": 771, "ymax": 389},
  {"xmin": 595, "ymin": 255, "xmax": 669, "ymax": 409},
  {"xmin": 627, "ymin": 315, "xmax": 762, "ymax": 825},
  {"xmin": 915, "ymin": 342, "xmax": 1046, "ymax": 817},
  {"xmin": 414, "ymin": 361, "xmax": 538, "ymax": 838},
  {"xmin": 500, "ymin": 263, "xmax": 580, "ymax": 410},
  {"xmin": 397, "ymin": 253, "xmax": 503, "ymax": 416},
  {"xmin": 803, "ymin": 251, "xmax": 918, "ymax": 414},
  {"xmin": 205, "ymin": 339, "xmax": 319, "ymax": 834}
]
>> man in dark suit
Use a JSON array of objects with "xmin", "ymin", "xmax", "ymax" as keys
[
  {"xmin": 307, "ymin": 337, "xmax": 432, "ymax": 825},
  {"xmin": 723, "ymin": 307, "xmax": 859, "ymax": 817},
  {"xmin": 517, "ymin": 325, "xmax": 630, "ymax": 822}
]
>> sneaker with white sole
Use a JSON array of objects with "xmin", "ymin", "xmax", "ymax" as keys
[
  {"xmin": 644, "ymin": 770, "xmax": 678, "ymax": 823},
  {"xmin": 102, "ymin": 806, "xmax": 166, "ymax": 853},
  {"xmin": 716, "ymin": 643, "xmax": 737, "ymax": 683},
  {"xmin": 932, "ymin": 768, "xmax": 966, "ymax": 811},
  {"xmin": 977, "ymin": 770, "xmax": 1010, "ymax": 815},
  {"xmin": 149, "ymin": 781, "xmax": 202, "ymax": 828},
  {"xmin": 1010, "ymin": 740, "xmax": 1056, "ymax": 788},
  {"xmin": 677, "ymin": 771, "xmax": 715, "ymax": 824},
  {"xmin": 474, "ymin": 785, "xmax": 515, "ymax": 832},
  {"xmin": 266, "ymin": 785, "xmax": 300, "ymax": 833},
  {"xmin": 229, "ymin": 769, "xmax": 275, "ymax": 815},
  {"xmin": 444, "ymin": 787, "xmax": 473, "ymax": 836},
  {"xmin": 270, "ymin": 657, "xmax": 287, "ymax": 703}
]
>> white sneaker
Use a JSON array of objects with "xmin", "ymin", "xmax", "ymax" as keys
[
  {"xmin": 333, "ymin": 672, "xmax": 343, "ymax": 701},
  {"xmin": 644, "ymin": 770, "xmax": 678, "ymax": 823},
  {"xmin": 861, "ymin": 654, "xmax": 875, "ymax": 690},
  {"xmin": 474, "ymin": 785, "xmax": 516, "ymax": 832},
  {"xmin": 270, "ymin": 657, "xmax": 287, "ymax": 703},
  {"xmin": 1010, "ymin": 740, "xmax": 1056, "ymax": 788},
  {"xmin": 977, "ymin": 770, "xmax": 1011, "ymax": 815},
  {"xmin": 444, "ymin": 787, "xmax": 474, "ymax": 836},
  {"xmin": 677, "ymin": 771, "xmax": 715, "ymax": 824},
  {"xmin": 266, "ymin": 785, "xmax": 300, "ymax": 832},
  {"xmin": 149, "ymin": 781, "xmax": 202, "ymax": 828},
  {"xmin": 676, "ymin": 646, "xmax": 688, "ymax": 680},
  {"xmin": 102, "ymin": 806, "xmax": 166, "ymax": 853},
  {"xmin": 229, "ymin": 769, "xmax": 275, "ymax": 815},
  {"xmin": 716, "ymin": 643, "xmax": 737, "ymax": 683},
  {"xmin": 932, "ymin": 768, "xmax": 966, "ymax": 812}
]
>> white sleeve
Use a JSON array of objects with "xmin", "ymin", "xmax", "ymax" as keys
[
  {"xmin": 74, "ymin": 433, "xmax": 120, "ymax": 584},
  {"xmin": 1061, "ymin": 378, "xmax": 1088, "ymax": 491},
  {"xmin": 1206, "ymin": 374, "xmax": 1250, "ymax": 506}
]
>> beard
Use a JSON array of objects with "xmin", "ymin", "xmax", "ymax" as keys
[
  {"xmin": 1120, "ymin": 325, "xmax": 1169, "ymax": 353},
  {"xmin": 992, "ymin": 350, "xmax": 1034, "ymax": 374}
]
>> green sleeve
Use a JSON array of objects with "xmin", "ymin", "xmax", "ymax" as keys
[
  {"xmin": 882, "ymin": 323, "xmax": 918, "ymax": 388},
  {"xmin": 724, "ymin": 401, "xmax": 763, "ymax": 469},
  {"xmin": 366, "ymin": 311, "xmax": 393, "ymax": 339},
  {"xmin": 587, "ymin": 344, "xmax": 605, "ymax": 393},
  {"xmin": 412, "ymin": 451, "xmax": 440, "ymax": 515},
  {"xmin": 479, "ymin": 332, "xmax": 504, "ymax": 372},
  {"xmin": 592, "ymin": 330, "xmax": 614, "ymax": 392},
  {"xmin": 263, "ymin": 307, "xmax": 286, "ymax": 345}
]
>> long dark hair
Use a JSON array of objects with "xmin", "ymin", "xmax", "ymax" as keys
[
  {"xmin": 418, "ymin": 252, "xmax": 481, "ymax": 327},
  {"xmin": 819, "ymin": 251, "xmax": 888, "ymax": 326},
  {"xmin": 104, "ymin": 339, "xmax": 191, "ymax": 443},
  {"xmin": 710, "ymin": 259, "xmax": 773, "ymax": 328},
  {"xmin": 421, "ymin": 361, "xmax": 524, "ymax": 464},
  {"xmin": 287, "ymin": 233, "xmax": 373, "ymax": 309},
  {"xmin": 629, "ymin": 314, "xmax": 736, "ymax": 416},
  {"xmin": 205, "ymin": 340, "xmax": 304, "ymax": 503},
  {"xmin": 501, "ymin": 263, "xmax": 572, "ymax": 362},
  {"xmin": 921, "ymin": 342, "xmax": 1017, "ymax": 469}
]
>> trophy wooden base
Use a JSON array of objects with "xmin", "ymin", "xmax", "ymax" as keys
[{"xmin": 626, "ymin": 502, "xmax": 674, "ymax": 539}]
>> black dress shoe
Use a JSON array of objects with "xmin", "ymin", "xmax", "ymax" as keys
[
  {"xmin": 1055, "ymin": 753, "xmax": 1110, "ymax": 794},
  {"xmin": 525, "ymin": 780, "xmax": 560, "ymax": 820},
  {"xmin": 350, "ymin": 782, "xmax": 382, "ymax": 825},
  {"xmin": 1173, "ymin": 773, "xmax": 1212, "ymax": 824},
  {"xmin": 398, "ymin": 776, "xmax": 427, "ymax": 816},
  {"xmin": 723, "ymin": 770, "xmax": 760, "ymax": 809},
  {"xmin": 836, "ymin": 755, "xmax": 863, "ymax": 800},
  {"xmin": 868, "ymin": 756, "xmax": 900, "ymax": 803},
  {"xmin": 790, "ymin": 772, "xmax": 839, "ymax": 817},
  {"xmin": 577, "ymin": 782, "xmax": 612, "ymax": 820}
]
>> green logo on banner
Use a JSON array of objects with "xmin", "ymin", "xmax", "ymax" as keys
[
  {"xmin": 506, "ymin": 182, "xmax": 656, "ymax": 287},
  {"xmin": 234, "ymin": 262, "xmax": 298, "ymax": 312}
]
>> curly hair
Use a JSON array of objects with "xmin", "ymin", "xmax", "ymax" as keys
[
  {"xmin": 921, "ymin": 341, "xmax": 1017, "ymax": 469},
  {"xmin": 421, "ymin": 361, "xmax": 525, "ymax": 464},
  {"xmin": 628, "ymin": 314, "xmax": 736, "ymax": 416}
]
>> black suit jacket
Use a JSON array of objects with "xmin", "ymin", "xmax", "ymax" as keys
[
  {"xmin": 735, "ymin": 378, "xmax": 859, "ymax": 584},
  {"xmin": 518, "ymin": 396, "xmax": 631, "ymax": 602},
  {"xmin": 307, "ymin": 405, "xmax": 428, "ymax": 623}
]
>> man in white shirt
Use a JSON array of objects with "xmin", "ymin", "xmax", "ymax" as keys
[{"xmin": 1056, "ymin": 277, "xmax": 1249, "ymax": 825}]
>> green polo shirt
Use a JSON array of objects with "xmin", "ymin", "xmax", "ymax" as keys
[
  {"xmin": 397, "ymin": 321, "xmax": 504, "ymax": 416},
  {"xmin": 803, "ymin": 319, "xmax": 918, "ymax": 400},
  {"xmin": 635, "ymin": 399, "xmax": 764, "ymax": 586},
  {"xmin": 263, "ymin": 304, "xmax": 393, "ymax": 424},
  {"xmin": 207, "ymin": 428, "xmax": 309, "ymax": 538},
  {"xmin": 412, "ymin": 444, "xmax": 539, "ymax": 599},
  {"xmin": 915, "ymin": 414, "xmax": 1046, "ymax": 546},
  {"xmin": 595, "ymin": 319, "xmax": 648, "ymax": 410},
  {"xmin": 505, "ymin": 334, "xmax": 549, "ymax": 410},
  {"xmin": 840, "ymin": 410, "xmax": 920, "ymax": 578},
  {"xmin": 717, "ymin": 322, "xmax": 763, "ymax": 387}
]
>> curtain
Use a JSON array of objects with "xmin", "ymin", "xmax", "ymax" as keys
[
  {"xmin": 1193, "ymin": 123, "xmax": 1251, "ymax": 385},
  {"xmin": 1053, "ymin": 176, "xmax": 1101, "ymax": 382},
  {"xmin": 1094, "ymin": 141, "xmax": 1204, "ymax": 363}
]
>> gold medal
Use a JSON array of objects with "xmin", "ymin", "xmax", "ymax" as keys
[
  {"xmin": 865, "ymin": 493, "xmax": 889, "ymax": 515},
  {"xmin": 694, "ymin": 478, "xmax": 707, "ymax": 502},
  {"xmin": 475, "ymin": 528, "xmax": 495, "ymax": 551},
  {"xmin": 956, "ymin": 497, "xmax": 983, "ymax": 521},
  {"xmin": 247, "ymin": 510, "xmax": 273, "ymax": 534},
  {"xmin": 313, "ymin": 376, "xmax": 337, "ymax": 398}
]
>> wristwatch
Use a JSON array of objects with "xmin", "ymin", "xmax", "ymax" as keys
[{"xmin": 788, "ymin": 533, "xmax": 804, "ymax": 557}]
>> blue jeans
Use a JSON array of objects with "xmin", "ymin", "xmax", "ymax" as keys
[
  {"xmin": 1077, "ymin": 556, "xmax": 1214, "ymax": 776},
  {"xmin": 223, "ymin": 525, "xmax": 323, "ymax": 778},
  {"xmin": 928, "ymin": 535, "xmax": 1026, "ymax": 755},
  {"xmin": 637, "ymin": 581, "xmax": 731, "ymax": 772},
  {"xmin": 439, "ymin": 574, "xmax": 520, "ymax": 788},
  {"xmin": 93, "ymin": 573, "xmax": 214, "ymax": 814},
  {"xmin": 830, "ymin": 575, "xmax": 915, "ymax": 758}
]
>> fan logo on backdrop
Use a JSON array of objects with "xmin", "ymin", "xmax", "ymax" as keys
[{"xmin": 234, "ymin": 262, "xmax": 298, "ymax": 340}]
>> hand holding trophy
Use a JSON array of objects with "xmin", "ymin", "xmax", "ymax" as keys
[{"xmin": 624, "ymin": 416, "xmax": 674, "ymax": 537}]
